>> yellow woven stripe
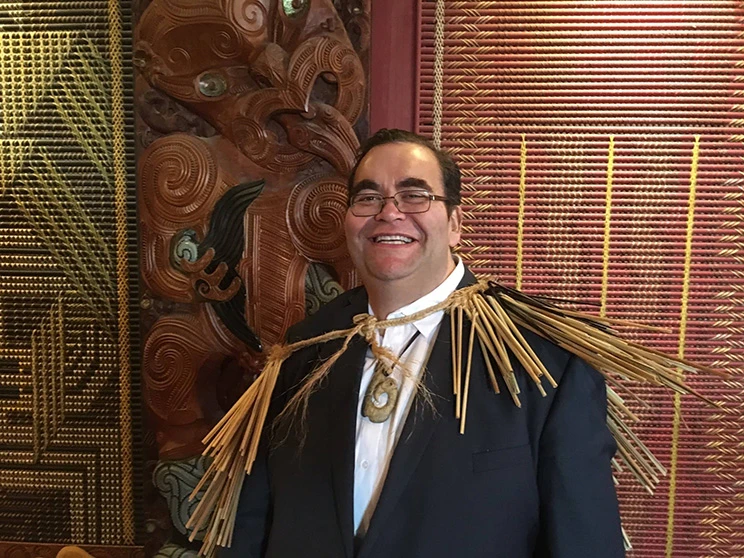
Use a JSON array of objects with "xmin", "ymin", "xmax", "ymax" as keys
[
  {"xmin": 432, "ymin": 0, "xmax": 445, "ymax": 149},
  {"xmin": 600, "ymin": 136, "xmax": 614, "ymax": 318},
  {"xmin": 516, "ymin": 133, "xmax": 527, "ymax": 290},
  {"xmin": 665, "ymin": 134, "xmax": 700, "ymax": 558},
  {"xmin": 108, "ymin": 0, "xmax": 134, "ymax": 544}
]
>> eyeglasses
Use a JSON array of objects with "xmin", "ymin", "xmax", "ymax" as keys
[{"xmin": 348, "ymin": 190, "xmax": 449, "ymax": 217}]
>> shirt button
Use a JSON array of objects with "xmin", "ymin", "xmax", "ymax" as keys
[{"xmin": 361, "ymin": 460, "xmax": 369, "ymax": 469}]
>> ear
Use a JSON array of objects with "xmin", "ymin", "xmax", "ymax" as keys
[{"xmin": 448, "ymin": 205, "xmax": 463, "ymax": 247}]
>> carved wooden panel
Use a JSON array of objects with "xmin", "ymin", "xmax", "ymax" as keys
[{"xmin": 134, "ymin": 0, "xmax": 369, "ymax": 553}]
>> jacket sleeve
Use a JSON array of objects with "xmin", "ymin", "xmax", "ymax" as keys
[
  {"xmin": 218, "ymin": 328, "xmax": 306, "ymax": 558},
  {"xmin": 533, "ymin": 355, "xmax": 625, "ymax": 558},
  {"xmin": 218, "ymin": 434, "xmax": 272, "ymax": 558}
]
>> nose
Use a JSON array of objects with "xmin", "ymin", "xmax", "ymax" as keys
[{"xmin": 375, "ymin": 197, "xmax": 405, "ymax": 222}]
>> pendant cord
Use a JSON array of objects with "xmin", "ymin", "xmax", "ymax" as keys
[{"xmin": 378, "ymin": 328, "xmax": 422, "ymax": 376}]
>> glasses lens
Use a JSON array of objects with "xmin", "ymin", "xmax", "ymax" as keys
[
  {"xmin": 395, "ymin": 191, "xmax": 431, "ymax": 214},
  {"xmin": 350, "ymin": 194, "xmax": 382, "ymax": 216}
]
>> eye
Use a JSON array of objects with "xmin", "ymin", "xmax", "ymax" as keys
[
  {"xmin": 353, "ymin": 193, "xmax": 382, "ymax": 204},
  {"xmin": 197, "ymin": 72, "xmax": 227, "ymax": 98},
  {"xmin": 399, "ymin": 191, "xmax": 430, "ymax": 202}
]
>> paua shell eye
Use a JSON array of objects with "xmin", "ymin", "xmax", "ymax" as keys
[
  {"xmin": 197, "ymin": 72, "xmax": 227, "ymax": 98},
  {"xmin": 282, "ymin": 0, "xmax": 308, "ymax": 18},
  {"xmin": 172, "ymin": 229, "xmax": 199, "ymax": 267}
]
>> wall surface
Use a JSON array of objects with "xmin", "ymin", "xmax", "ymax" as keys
[
  {"xmin": 0, "ymin": 2, "xmax": 142, "ymax": 556},
  {"xmin": 414, "ymin": 2, "xmax": 744, "ymax": 556}
]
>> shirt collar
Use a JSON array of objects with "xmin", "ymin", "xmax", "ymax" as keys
[{"xmin": 371, "ymin": 257, "xmax": 465, "ymax": 341}]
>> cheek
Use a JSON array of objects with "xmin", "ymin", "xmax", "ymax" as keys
[
  {"xmin": 344, "ymin": 212, "xmax": 357, "ymax": 237},
  {"xmin": 344, "ymin": 212, "xmax": 365, "ymax": 246}
]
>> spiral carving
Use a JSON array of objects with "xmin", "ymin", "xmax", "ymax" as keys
[
  {"xmin": 232, "ymin": 116, "xmax": 272, "ymax": 160},
  {"xmin": 287, "ymin": 175, "xmax": 349, "ymax": 261},
  {"xmin": 210, "ymin": 27, "xmax": 243, "ymax": 60},
  {"xmin": 143, "ymin": 315, "xmax": 212, "ymax": 423},
  {"xmin": 228, "ymin": 0, "xmax": 268, "ymax": 35},
  {"xmin": 167, "ymin": 47, "xmax": 192, "ymax": 68},
  {"xmin": 140, "ymin": 134, "xmax": 222, "ymax": 232}
]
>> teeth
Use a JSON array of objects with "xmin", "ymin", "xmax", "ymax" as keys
[{"xmin": 374, "ymin": 235, "xmax": 413, "ymax": 244}]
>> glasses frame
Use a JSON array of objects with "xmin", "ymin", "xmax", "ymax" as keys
[{"xmin": 348, "ymin": 190, "xmax": 449, "ymax": 217}]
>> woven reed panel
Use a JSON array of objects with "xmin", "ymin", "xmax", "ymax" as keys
[
  {"xmin": 418, "ymin": 2, "xmax": 744, "ymax": 556},
  {"xmin": 0, "ymin": 1, "xmax": 141, "ymax": 553}
]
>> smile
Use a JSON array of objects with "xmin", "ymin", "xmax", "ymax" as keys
[{"xmin": 371, "ymin": 235, "xmax": 415, "ymax": 244}]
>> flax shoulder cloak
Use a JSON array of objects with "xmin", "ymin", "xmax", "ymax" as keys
[{"xmin": 186, "ymin": 279, "xmax": 722, "ymax": 556}]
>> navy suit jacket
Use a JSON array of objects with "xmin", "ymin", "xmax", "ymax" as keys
[{"xmin": 223, "ymin": 270, "xmax": 624, "ymax": 557}]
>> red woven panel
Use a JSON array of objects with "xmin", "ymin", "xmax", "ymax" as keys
[{"xmin": 418, "ymin": 2, "xmax": 744, "ymax": 556}]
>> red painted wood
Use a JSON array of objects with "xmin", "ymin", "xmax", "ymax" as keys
[{"xmin": 369, "ymin": 0, "xmax": 419, "ymax": 132}]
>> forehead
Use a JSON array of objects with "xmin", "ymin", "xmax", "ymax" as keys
[{"xmin": 353, "ymin": 142, "xmax": 444, "ymax": 192}]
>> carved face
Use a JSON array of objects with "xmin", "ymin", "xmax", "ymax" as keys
[
  {"xmin": 134, "ymin": 0, "xmax": 345, "ymax": 104},
  {"xmin": 344, "ymin": 142, "xmax": 462, "ymax": 306},
  {"xmin": 135, "ymin": 0, "xmax": 363, "ymax": 173},
  {"xmin": 133, "ymin": 1, "xmax": 271, "ymax": 103}
]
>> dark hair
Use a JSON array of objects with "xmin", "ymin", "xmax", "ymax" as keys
[{"xmin": 348, "ymin": 129, "xmax": 462, "ymax": 209}]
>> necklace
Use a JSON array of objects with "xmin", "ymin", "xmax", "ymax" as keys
[{"xmin": 361, "ymin": 330, "xmax": 422, "ymax": 423}]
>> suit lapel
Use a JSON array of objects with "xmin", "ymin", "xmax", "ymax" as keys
[
  {"xmin": 358, "ymin": 269, "xmax": 477, "ymax": 557},
  {"xmin": 326, "ymin": 289, "xmax": 369, "ymax": 558}
]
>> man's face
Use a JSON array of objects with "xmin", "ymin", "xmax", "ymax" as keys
[{"xmin": 344, "ymin": 142, "xmax": 462, "ymax": 292}]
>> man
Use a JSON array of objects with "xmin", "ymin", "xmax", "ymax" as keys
[{"xmin": 225, "ymin": 129, "xmax": 625, "ymax": 557}]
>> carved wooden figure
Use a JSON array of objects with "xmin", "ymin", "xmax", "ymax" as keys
[
  {"xmin": 136, "ymin": 0, "xmax": 366, "ymax": 457},
  {"xmin": 134, "ymin": 0, "xmax": 368, "ymax": 550}
]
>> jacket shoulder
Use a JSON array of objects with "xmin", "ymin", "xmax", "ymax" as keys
[
  {"xmin": 285, "ymin": 286, "xmax": 366, "ymax": 343},
  {"xmin": 518, "ymin": 326, "xmax": 606, "ymax": 393}
]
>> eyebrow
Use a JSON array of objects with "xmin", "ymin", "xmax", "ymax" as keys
[
  {"xmin": 350, "ymin": 179, "xmax": 380, "ymax": 196},
  {"xmin": 398, "ymin": 177, "xmax": 432, "ymax": 191},
  {"xmin": 350, "ymin": 177, "xmax": 433, "ymax": 196}
]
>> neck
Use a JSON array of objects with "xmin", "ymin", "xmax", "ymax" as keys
[{"xmin": 367, "ymin": 288, "xmax": 419, "ymax": 320}]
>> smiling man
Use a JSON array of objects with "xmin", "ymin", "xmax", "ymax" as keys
[
  {"xmin": 224, "ymin": 129, "xmax": 624, "ymax": 558},
  {"xmin": 345, "ymin": 136, "xmax": 462, "ymax": 318}
]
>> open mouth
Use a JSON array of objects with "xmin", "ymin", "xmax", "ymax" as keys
[{"xmin": 370, "ymin": 234, "xmax": 415, "ymax": 245}]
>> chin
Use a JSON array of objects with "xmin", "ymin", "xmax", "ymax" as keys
[
  {"xmin": 362, "ymin": 256, "xmax": 415, "ymax": 282},
  {"xmin": 366, "ymin": 267, "xmax": 412, "ymax": 283}
]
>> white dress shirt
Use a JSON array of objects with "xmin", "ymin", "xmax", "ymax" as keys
[{"xmin": 353, "ymin": 258, "xmax": 465, "ymax": 536}]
